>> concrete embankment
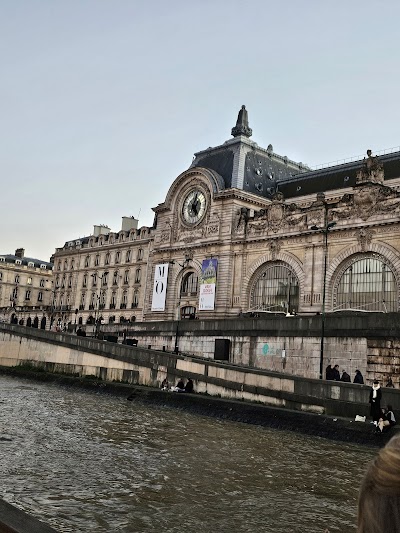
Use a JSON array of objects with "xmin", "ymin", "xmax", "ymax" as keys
[
  {"xmin": 1, "ymin": 366, "xmax": 397, "ymax": 448},
  {"xmin": 3, "ymin": 324, "xmax": 400, "ymax": 420},
  {"xmin": 0, "ymin": 498, "xmax": 57, "ymax": 533}
]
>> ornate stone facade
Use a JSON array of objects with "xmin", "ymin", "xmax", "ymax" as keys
[{"xmin": 49, "ymin": 108, "xmax": 400, "ymax": 330}]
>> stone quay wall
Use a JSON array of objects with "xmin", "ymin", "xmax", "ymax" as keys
[
  {"xmin": 95, "ymin": 312, "xmax": 400, "ymax": 385},
  {"xmin": 1, "ymin": 323, "xmax": 400, "ymax": 419}
]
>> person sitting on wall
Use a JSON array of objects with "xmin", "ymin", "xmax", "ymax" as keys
[
  {"xmin": 378, "ymin": 405, "xmax": 396, "ymax": 433},
  {"xmin": 184, "ymin": 379, "xmax": 194, "ymax": 393},
  {"xmin": 161, "ymin": 378, "xmax": 169, "ymax": 391},
  {"xmin": 325, "ymin": 364, "xmax": 334, "ymax": 380},
  {"xmin": 171, "ymin": 378, "xmax": 185, "ymax": 392},
  {"xmin": 354, "ymin": 369, "xmax": 364, "ymax": 384},
  {"xmin": 341, "ymin": 370, "xmax": 351, "ymax": 383},
  {"xmin": 332, "ymin": 365, "xmax": 341, "ymax": 381}
]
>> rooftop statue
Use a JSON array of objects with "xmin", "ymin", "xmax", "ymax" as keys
[
  {"xmin": 356, "ymin": 149, "xmax": 384, "ymax": 184},
  {"xmin": 231, "ymin": 105, "xmax": 253, "ymax": 138}
]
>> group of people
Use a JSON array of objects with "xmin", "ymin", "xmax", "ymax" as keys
[
  {"xmin": 161, "ymin": 377, "xmax": 194, "ymax": 393},
  {"xmin": 325, "ymin": 364, "xmax": 364, "ymax": 384},
  {"xmin": 369, "ymin": 379, "xmax": 397, "ymax": 433}
]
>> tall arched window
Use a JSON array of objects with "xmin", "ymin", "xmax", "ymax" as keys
[
  {"xmin": 180, "ymin": 272, "xmax": 198, "ymax": 296},
  {"xmin": 250, "ymin": 262, "xmax": 299, "ymax": 313},
  {"xmin": 334, "ymin": 254, "xmax": 397, "ymax": 312}
]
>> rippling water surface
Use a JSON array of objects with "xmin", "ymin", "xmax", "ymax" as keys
[{"xmin": 0, "ymin": 375, "xmax": 375, "ymax": 532}]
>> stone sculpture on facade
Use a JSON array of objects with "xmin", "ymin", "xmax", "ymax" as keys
[{"xmin": 356, "ymin": 149, "xmax": 384, "ymax": 184}]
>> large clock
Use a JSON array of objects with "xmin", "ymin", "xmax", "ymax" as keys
[{"xmin": 182, "ymin": 189, "xmax": 207, "ymax": 225}]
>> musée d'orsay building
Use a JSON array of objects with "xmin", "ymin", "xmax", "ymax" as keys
[{"xmin": 50, "ymin": 106, "xmax": 400, "ymax": 330}]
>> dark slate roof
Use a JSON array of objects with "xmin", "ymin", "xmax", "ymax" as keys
[
  {"xmin": 189, "ymin": 107, "xmax": 400, "ymax": 201},
  {"xmin": 279, "ymin": 150, "xmax": 400, "ymax": 199},
  {"xmin": 192, "ymin": 149, "xmax": 235, "ymax": 187},
  {"xmin": 0, "ymin": 255, "xmax": 53, "ymax": 269}
]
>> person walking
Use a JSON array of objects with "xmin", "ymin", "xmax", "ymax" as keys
[
  {"xmin": 354, "ymin": 370, "xmax": 364, "ymax": 384},
  {"xmin": 369, "ymin": 380, "xmax": 382, "ymax": 426}
]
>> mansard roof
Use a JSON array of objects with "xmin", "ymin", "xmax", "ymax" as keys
[
  {"xmin": 188, "ymin": 106, "xmax": 400, "ymax": 201},
  {"xmin": 0, "ymin": 254, "xmax": 53, "ymax": 269},
  {"xmin": 279, "ymin": 150, "xmax": 400, "ymax": 199}
]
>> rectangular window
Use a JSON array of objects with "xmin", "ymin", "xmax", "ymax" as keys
[
  {"xmin": 25, "ymin": 290, "xmax": 31, "ymax": 300},
  {"xmin": 38, "ymin": 292, "xmax": 43, "ymax": 302}
]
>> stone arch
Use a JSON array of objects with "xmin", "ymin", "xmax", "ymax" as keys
[
  {"xmin": 326, "ymin": 241, "xmax": 400, "ymax": 310},
  {"xmin": 243, "ymin": 251, "xmax": 304, "ymax": 310},
  {"xmin": 40, "ymin": 316, "xmax": 46, "ymax": 330},
  {"xmin": 169, "ymin": 260, "xmax": 203, "ymax": 318},
  {"xmin": 163, "ymin": 168, "xmax": 225, "ymax": 211}
]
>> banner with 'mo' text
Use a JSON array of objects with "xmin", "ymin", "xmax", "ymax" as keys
[
  {"xmin": 199, "ymin": 258, "xmax": 218, "ymax": 311},
  {"xmin": 151, "ymin": 263, "xmax": 169, "ymax": 311}
]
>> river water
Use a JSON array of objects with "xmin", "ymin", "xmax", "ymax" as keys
[{"xmin": 0, "ymin": 374, "xmax": 375, "ymax": 533}]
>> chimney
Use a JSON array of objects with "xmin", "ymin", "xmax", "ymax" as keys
[
  {"xmin": 15, "ymin": 248, "xmax": 25, "ymax": 258},
  {"xmin": 93, "ymin": 225, "xmax": 111, "ymax": 237},
  {"xmin": 121, "ymin": 217, "xmax": 138, "ymax": 232}
]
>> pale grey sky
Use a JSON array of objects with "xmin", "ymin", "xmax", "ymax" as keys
[{"xmin": 1, "ymin": 1, "xmax": 399, "ymax": 261}]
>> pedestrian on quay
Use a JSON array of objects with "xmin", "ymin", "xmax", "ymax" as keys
[
  {"xmin": 357, "ymin": 434, "xmax": 400, "ymax": 532},
  {"xmin": 386, "ymin": 376, "xmax": 395, "ymax": 388},
  {"xmin": 332, "ymin": 364, "xmax": 341, "ymax": 381},
  {"xmin": 325, "ymin": 364, "xmax": 334, "ymax": 380},
  {"xmin": 354, "ymin": 370, "xmax": 364, "ymax": 384},
  {"xmin": 341, "ymin": 370, "xmax": 351, "ymax": 383},
  {"xmin": 369, "ymin": 380, "xmax": 382, "ymax": 426}
]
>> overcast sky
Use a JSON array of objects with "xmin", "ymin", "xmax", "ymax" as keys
[{"xmin": 1, "ymin": 1, "xmax": 400, "ymax": 262}]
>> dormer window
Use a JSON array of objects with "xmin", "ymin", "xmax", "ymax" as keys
[
  {"xmin": 40, "ymin": 264, "xmax": 47, "ymax": 269},
  {"xmin": 15, "ymin": 259, "xmax": 22, "ymax": 265},
  {"xmin": 28, "ymin": 261, "xmax": 34, "ymax": 268}
]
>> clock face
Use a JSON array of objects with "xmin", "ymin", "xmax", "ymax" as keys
[{"xmin": 182, "ymin": 189, "xmax": 207, "ymax": 225}]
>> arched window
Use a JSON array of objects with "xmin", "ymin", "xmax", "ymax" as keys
[
  {"xmin": 137, "ymin": 248, "xmax": 143, "ymax": 261},
  {"xmin": 105, "ymin": 253, "xmax": 111, "ymax": 265},
  {"xmin": 132, "ymin": 290, "xmax": 139, "ymax": 308},
  {"xmin": 181, "ymin": 306, "xmax": 196, "ymax": 319},
  {"xmin": 125, "ymin": 250, "xmax": 132, "ymax": 262},
  {"xmin": 95, "ymin": 254, "xmax": 100, "ymax": 266},
  {"xmin": 250, "ymin": 262, "xmax": 299, "ymax": 313},
  {"xmin": 135, "ymin": 268, "xmax": 141, "ymax": 283},
  {"xmin": 85, "ymin": 255, "xmax": 90, "ymax": 268},
  {"xmin": 334, "ymin": 254, "xmax": 397, "ymax": 312},
  {"xmin": 180, "ymin": 272, "xmax": 199, "ymax": 296}
]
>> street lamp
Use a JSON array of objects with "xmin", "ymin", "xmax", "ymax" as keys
[{"xmin": 311, "ymin": 218, "xmax": 336, "ymax": 380}]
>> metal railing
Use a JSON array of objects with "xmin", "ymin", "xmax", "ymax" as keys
[{"xmin": 311, "ymin": 146, "xmax": 400, "ymax": 171}]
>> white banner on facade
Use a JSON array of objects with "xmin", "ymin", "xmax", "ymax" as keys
[
  {"xmin": 151, "ymin": 263, "xmax": 169, "ymax": 311},
  {"xmin": 199, "ymin": 258, "xmax": 218, "ymax": 311}
]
